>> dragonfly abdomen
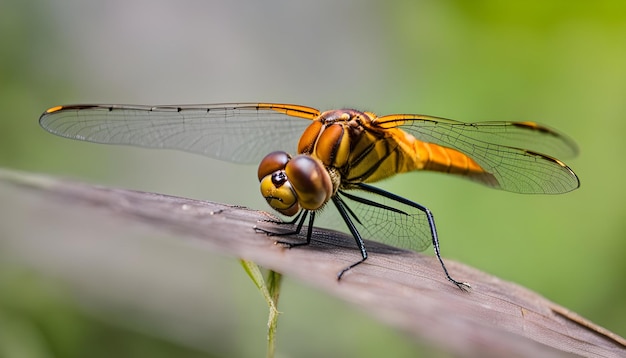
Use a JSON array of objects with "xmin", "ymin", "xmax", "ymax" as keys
[{"xmin": 413, "ymin": 140, "xmax": 499, "ymax": 187}]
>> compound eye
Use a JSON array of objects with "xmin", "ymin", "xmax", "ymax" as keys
[
  {"xmin": 285, "ymin": 155, "xmax": 333, "ymax": 210},
  {"xmin": 258, "ymin": 151, "xmax": 292, "ymax": 181}
]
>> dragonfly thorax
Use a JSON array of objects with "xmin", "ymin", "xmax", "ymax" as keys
[
  {"xmin": 297, "ymin": 109, "xmax": 368, "ymax": 169},
  {"xmin": 258, "ymin": 151, "xmax": 338, "ymax": 216}
]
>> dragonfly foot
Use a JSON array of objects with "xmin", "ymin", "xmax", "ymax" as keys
[
  {"xmin": 451, "ymin": 280, "xmax": 472, "ymax": 292},
  {"xmin": 275, "ymin": 240, "xmax": 291, "ymax": 247},
  {"xmin": 274, "ymin": 240, "xmax": 309, "ymax": 249},
  {"xmin": 254, "ymin": 226, "xmax": 302, "ymax": 239},
  {"xmin": 254, "ymin": 226, "xmax": 275, "ymax": 236},
  {"xmin": 336, "ymin": 257, "xmax": 368, "ymax": 280},
  {"xmin": 258, "ymin": 218, "xmax": 287, "ymax": 225}
]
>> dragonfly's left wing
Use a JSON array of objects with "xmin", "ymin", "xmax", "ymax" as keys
[
  {"xmin": 335, "ymin": 188, "xmax": 432, "ymax": 253},
  {"xmin": 39, "ymin": 103, "xmax": 319, "ymax": 164},
  {"xmin": 375, "ymin": 114, "xmax": 580, "ymax": 194}
]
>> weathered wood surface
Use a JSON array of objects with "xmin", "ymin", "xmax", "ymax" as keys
[{"xmin": 1, "ymin": 168, "xmax": 624, "ymax": 358}]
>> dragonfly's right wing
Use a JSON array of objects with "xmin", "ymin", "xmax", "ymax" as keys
[
  {"xmin": 39, "ymin": 103, "xmax": 319, "ymax": 164},
  {"xmin": 375, "ymin": 114, "xmax": 580, "ymax": 194}
]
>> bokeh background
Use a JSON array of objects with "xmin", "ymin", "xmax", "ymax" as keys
[{"xmin": 1, "ymin": 1, "xmax": 625, "ymax": 356}]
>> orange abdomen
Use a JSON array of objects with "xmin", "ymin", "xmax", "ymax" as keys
[
  {"xmin": 415, "ymin": 141, "xmax": 484, "ymax": 175},
  {"xmin": 345, "ymin": 127, "xmax": 498, "ymax": 188},
  {"xmin": 404, "ymin": 129, "xmax": 499, "ymax": 187}
]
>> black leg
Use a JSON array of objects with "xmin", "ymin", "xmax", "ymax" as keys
[
  {"xmin": 258, "ymin": 210, "xmax": 305, "ymax": 225},
  {"xmin": 278, "ymin": 211, "xmax": 315, "ymax": 248},
  {"xmin": 355, "ymin": 183, "xmax": 470, "ymax": 291},
  {"xmin": 255, "ymin": 210, "xmax": 316, "ymax": 248},
  {"xmin": 332, "ymin": 196, "xmax": 368, "ymax": 279}
]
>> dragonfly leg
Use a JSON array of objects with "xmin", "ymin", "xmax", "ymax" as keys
[
  {"xmin": 255, "ymin": 211, "xmax": 315, "ymax": 248},
  {"xmin": 258, "ymin": 210, "xmax": 305, "ymax": 225},
  {"xmin": 421, "ymin": 206, "xmax": 471, "ymax": 291},
  {"xmin": 332, "ymin": 196, "xmax": 368, "ymax": 280},
  {"xmin": 356, "ymin": 183, "xmax": 471, "ymax": 291}
]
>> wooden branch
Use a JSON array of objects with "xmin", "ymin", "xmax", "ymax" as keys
[{"xmin": 1, "ymin": 168, "xmax": 624, "ymax": 358}]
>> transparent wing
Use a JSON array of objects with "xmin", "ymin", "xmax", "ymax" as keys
[
  {"xmin": 310, "ymin": 187, "xmax": 432, "ymax": 253},
  {"xmin": 333, "ymin": 189, "xmax": 431, "ymax": 252},
  {"xmin": 39, "ymin": 103, "xmax": 320, "ymax": 164},
  {"xmin": 376, "ymin": 114, "xmax": 580, "ymax": 194}
]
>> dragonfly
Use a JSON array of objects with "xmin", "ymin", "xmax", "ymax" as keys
[{"xmin": 39, "ymin": 103, "xmax": 580, "ymax": 290}]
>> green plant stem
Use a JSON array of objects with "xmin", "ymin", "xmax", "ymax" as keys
[{"xmin": 240, "ymin": 260, "xmax": 282, "ymax": 358}]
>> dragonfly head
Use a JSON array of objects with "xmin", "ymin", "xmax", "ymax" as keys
[{"xmin": 258, "ymin": 151, "xmax": 333, "ymax": 216}]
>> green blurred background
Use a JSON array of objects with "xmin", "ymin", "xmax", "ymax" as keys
[{"xmin": 1, "ymin": 0, "xmax": 625, "ymax": 356}]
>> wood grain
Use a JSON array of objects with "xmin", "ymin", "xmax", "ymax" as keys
[{"xmin": 1, "ymin": 168, "xmax": 624, "ymax": 358}]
